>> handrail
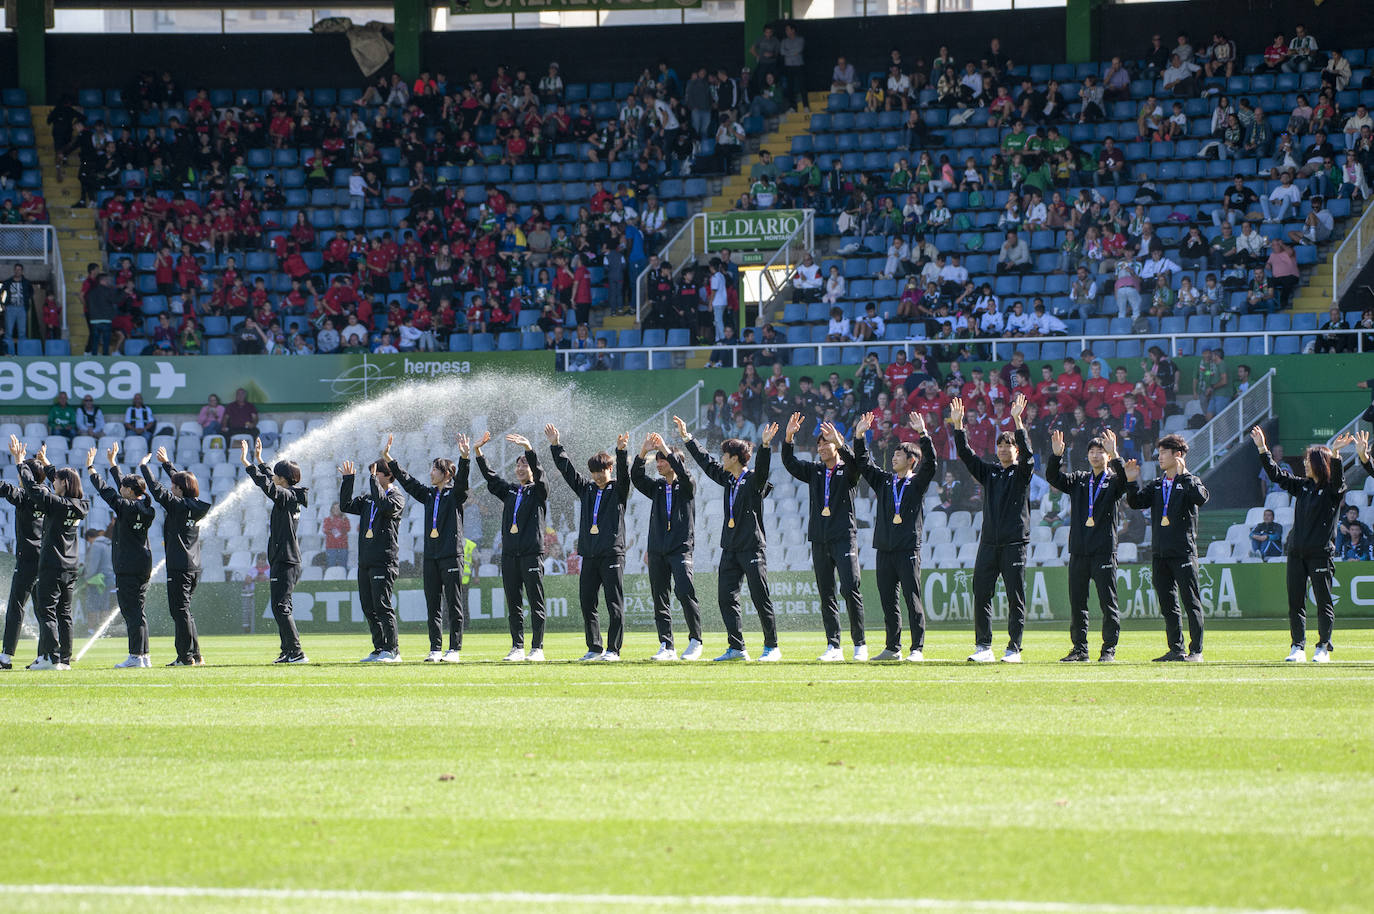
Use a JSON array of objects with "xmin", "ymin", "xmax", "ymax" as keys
[
  {"xmin": 630, "ymin": 380, "xmax": 706, "ymax": 441},
  {"xmin": 634, "ymin": 213, "xmax": 705, "ymax": 323},
  {"xmin": 586, "ymin": 325, "xmax": 1369, "ymax": 370},
  {"xmin": 756, "ymin": 208, "xmax": 816, "ymax": 325},
  {"xmin": 1187, "ymin": 368, "xmax": 1275, "ymax": 475},
  {"xmin": 1333, "ymin": 201, "xmax": 1374, "ymax": 304}
]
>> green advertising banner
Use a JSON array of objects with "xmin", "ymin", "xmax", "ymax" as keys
[
  {"xmin": 234, "ymin": 562, "xmax": 1374, "ymax": 636},
  {"xmin": 0, "ymin": 352, "xmax": 553, "ymax": 412},
  {"xmin": 7, "ymin": 561, "xmax": 1374, "ymax": 646},
  {"xmin": 705, "ymin": 210, "xmax": 807, "ymax": 252}
]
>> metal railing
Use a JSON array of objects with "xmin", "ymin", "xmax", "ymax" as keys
[
  {"xmin": 583, "ymin": 326, "xmax": 1369, "ymax": 371},
  {"xmin": 757, "ymin": 208, "xmax": 815, "ymax": 323},
  {"xmin": 0, "ymin": 225, "xmax": 65, "ymax": 330},
  {"xmin": 629, "ymin": 380, "xmax": 706, "ymax": 441},
  {"xmin": 634, "ymin": 213, "xmax": 706, "ymax": 323},
  {"xmin": 1185, "ymin": 369, "xmax": 1275, "ymax": 474},
  {"xmin": 1334, "ymin": 201, "xmax": 1374, "ymax": 305}
]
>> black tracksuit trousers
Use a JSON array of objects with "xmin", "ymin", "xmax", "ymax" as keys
[
  {"xmin": 648, "ymin": 550, "xmax": 700, "ymax": 649},
  {"xmin": 1153, "ymin": 555, "xmax": 1204, "ymax": 655},
  {"xmin": 578, "ymin": 554, "xmax": 625, "ymax": 654},
  {"xmin": 718, "ymin": 549, "xmax": 777, "ymax": 652},
  {"xmin": 814, "ymin": 539, "xmax": 865, "ymax": 649},
  {"xmin": 358, "ymin": 562, "xmax": 399, "ymax": 654},
  {"xmin": 1287, "ymin": 552, "xmax": 1335, "ymax": 651},
  {"xmin": 3, "ymin": 559, "xmax": 38, "ymax": 656},
  {"xmin": 876, "ymin": 549, "xmax": 924, "ymax": 652},
  {"xmin": 422, "ymin": 555, "xmax": 465, "ymax": 652},
  {"xmin": 115, "ymin": 573, "xmax": 150, "ymax": 656},
  {"xmin": 502, "ymin": 553, "xmax": 545, "ymax": 650},
  {"xmin": 1068, "ymin": 552, "xmax": 1119, "ymax": 651},
  {"xmin": 269, "ymin": 562, "xmax": 304, "ymax": 656},
  {"xmin": 166, "ymin": 569, "xmax": 201, "ymax": 661},
  {"xmin": 973, "ymin": 542, "xmax": 1028, "ymax": 652}
]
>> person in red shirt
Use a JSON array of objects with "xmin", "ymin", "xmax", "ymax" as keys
[
  {"xmin": 291, "ymin": 212, "xmax": 316, "ymax": 250},
  {"xmin": 42, "ymin": 298, "xmax": 63, "ymax": 340},
  {"xmin": 464, "ymin": 294, "xmax": 486, "ymax": 334},
  {"xmin": 282, "ymin": 248, "xmax": 310, "ymax": 282},
  {"xmin": 365, "ymin": 239, "xmax": 391, "ymax": 294},
  {"xmin": 1080, "ymin": 361, "xmax": 1111, "ymax": 414},
  {"xmin": 989, "ymin": 399, "xmax": 1016, "ymax": 439},
  {"xmin": 321, "ymin": 503, "xmax": 351, "ymax": 569},
  {"xmin": 964, "ymin": 400, "xmax": 995, "ymax": 454},
  {"xmin": 18, "ymin": 189, "xmax": 48, "ymax": 223},
  {"xmin": 488, "ymin": 296, "xmax": 513, "ymax": 335},
  {"xmin": 1055, "ymin": 357, "xmax": 1084, "ymax": 411},
  {"xmin": 1035, "ymin": 364, "xmax": 1060, "ymax": 408},
  {"xmin": 885, "ymin": 349, "xmax": 915, "ymax": 393},
  {"xmin": 1105, "ymin": 366, "xmax": 1135, "ymax": 417},
  {"xmin": 324, "ymin": 234, "xmax": 351, "ymax": 273},
  {"xmin": 589, "ymin": 181, "xmax": 614, "ymax": 214},
  {"xmin": 1136, "ymin": 371, "xmax": 1167, "ymax": 427},
  {"xmin": 571, "ymin": 255, "xmax": 593, "ymax": 326},
  {"xmin": 132, "ymin": 217, "xmax": 159, "ymax": 252},
  {"xmin": 249, "ymin": 277, "xmax": 271, "ymax": 311},
  {"xmin": 503, "ymin": 128, "xmax": 529, "ymax": 165},
  {"xmin": 210, "ymin": 207, "xmax": 238, "ymax": 254},
  {"xmin": 960, "ymin": 368, "xmax": 994, "ymax": 414},
  {"xmin": 268, "ymin": 112, "xmax": 294, "ymax": 148},
  {"xmin": 182, "ymin": 213, "xmax": 210, "ymax": 251},
  {"xmin": 175, "ymin": 245, "xmax": 202, "ymax": 292}
]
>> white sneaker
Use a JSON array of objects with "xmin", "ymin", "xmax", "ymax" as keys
[
  {"xmin": 598, "ymin": 651, "xmax": 620, "ymax": 662},
  {"xmin": 1313, "ymin": 646, "xmax": 1331, "ymax": 663},
  {"xmin": 285, "ymin": 653, "xmax": 309, "ymax": 664},
  {"xmin": 757, "ymin": 647, "xmax": 781, "ymax": 662},
  {"xmin": 967, "ymin": 646, "xmax": 995, "ymax": 663},
  {"xmin": 905, "ymin": 649, "xmax": 925, "ymax": 662},
  {"xmin": 853, "ymin": 644, "xmax": 869, "ymax": 662},
  {"xmin": 26, "ymin": 656, "xmax": 56, "ymax": 670},
  {"xmin": 713, "ymin": 648, "xmax": 749, "ymax": 661},
  {"xmin": 817, "ymin": 646, "xmax": 844, "ymax": 662},
  {"xmin": 1284, "ymin": 645, "xmax": 1306, "ymax": 663},
  {"xmin": 0, "ymin": 652, "xmax": 11, "ymax": 669},
  {"xmin": 680, "ymin": 639, "xmax": 703, "ymax": 661},
  {"xmin": 652, "ymin": 645, "xmax": 677, "ymax": 661},
  {"xmin": 115, "ymin": 655, "xmax": 142, "ymax": 668},
  {"xmin": 378, "ymin": 650, "xmax": 402, "ymax": 663},
  {"xmin": 424, "ymin": 650, "xmax": 443, "ymax": 663},
  {"xmin": 1001, "ymin": 650, "xmax": 1022, "ymax": 663},
  {"xmin": 526, "ymin": 648, "xmax": 546, "ymax": 662},
  {"xmin": 503, "ymin": 647, "xmax": 526, "ymax": 662},
  {"xmin": 360, "ymin": 651, "xmax": 382, "ymax": 663},
  {"xmin": 441, "ymin": 650, "xmax": 462, "ymax": 663},
  {"xmin": 578, "ymin": 650, "xmax": 602, "ymax": 661},
  {"xmin": 54, "ymin": 662, "xmax": 71, "ymax": 670},
  {"xmin": 140, "ymin": 655, "xmax": 153, "ymax": 668}
]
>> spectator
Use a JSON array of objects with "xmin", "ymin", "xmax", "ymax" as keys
[
  {"xmin": 780, "ymin": 24, "xmax": 810, "ymax": 113},
  {"xmin": 1161, "ymin": 54, "xmax": 1196, "ymax": 97},
  {"xmin": 996, "ymin": 230, "xmax": 1031, "ymax": 273},
  {"xmin": 1095, "ymin": 137, "xmax": 1126, "ymax": 187},
  {"xmin": 47, "ymin": 391, "xmax": 77, "ymax": 443},
  {"xmin": 1266, "ymin": 239, "xmax": 1300, "ymax": 309},
  {"xmin": 1193, "ymin": 348, "xmax": 1231, "ymax": 419},
  {"xmin": 1336, "ymin": 505, "xmax": 1372, "ymax": 553},
  {"xmin": 124, "ymin": 393, "xmax": 156, "ymax": 443},
  {"xmin": 1284, "ymin": 24, "xmax": 1319, "ymax": 73},
  {"xmin": 235, "ymin": 316, "xmax": 268, "ymax": 354},
  {"xmin": 1322, "ymin": 49, "xmax": 1352, "ymax": 92},
  {"xmin": 821, "ymin": 265, "xmax": 846, "ymax": 304},
  {"xmin": 853, "ymin": 302, "xmax": 885, "ymax": 341},
  {"xmin": 86, "ymin": 271, "xmax": 120, "ymax": 356},
  {"xmin": 831, "ymin": 57, "xmax": 857, "ymax": 94},
  {"xmin": 1339, "ymin": 523, "xmax": 1372, "ymax": 561},
  {"xmin": 792, "ymin": 253, "xmax": 823, "ymax": 302},
  {"xmin": 322, "ymin": 503, "xmax": 351, "ymax": 569},
  {"xmin": 1315, "ymin": 306, "xmax": 1353, "ymax": 353},
  {"xmin": 1250, "ymin": 508, "xmax": 1284, "ymax": 560},
  {"xmin": 223, "ymin": 387, "xmax": 259, "ymax": 440},
  {"xmin": 1114, "ymin": 259, "xmax": 1143, "ymax": 321},
  {"xmin": 1262, "ymin": 171, "xmax": 1302, "ymax": 223},
  {"xmin": 74, "ymin": 395, "xmax": 105, "ymax": 438},
  {"xmin": 1289, "ymin": 195, "xmax": 1334, "ymax": 245},
  {"xmin": 826, "ymin": 306, "xmax": 850, "ymax": 342},
  {"xmin": 198, "ymin": 393, "xmax": 225, "ymax": 436},
  {"xmin": 0, "ymin": 263, "xmax": 34, "ymax": 346}
]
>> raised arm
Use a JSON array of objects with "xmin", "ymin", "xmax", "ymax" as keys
[
  {"xmin": 139, "ymin": 461, "xmax": 174, "ymax": 509},
  {"xmin": 752, "ymin": 437, "xmax": 773, "ymax": 493},
  {"xmin": 630, "ymin": 454, "xmax": 654, "ymax": 498},
  {"xmin": 548, "ymin": 437, "xmax": 591, "ymax": 496},
  {"xmin": 1123, "ymin": 461, "xmax": 1150, "ymax": 509},
  {"xmin": 780, "ymin": 411, "xmax": 812, "ymax": 481},
  {"xmin": 452, "ymin": 434, "xmax": 472, "ymax": 503},
  {"xmin": 684, "ymin": 435, "xmax": 731, "ymax": 487},
  {"xmin": 914, "ymin": 432, "xmax": 937, "ymax": 489},
  {"xmin": 614, "ymin": 437, "xmax": 631, "ymax": 502},
  {"xmin": 338, "ymin": 465, "xmax": 365, "ymax": 515}
]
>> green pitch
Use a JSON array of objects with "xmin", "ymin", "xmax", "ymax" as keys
[{"xmin": 1, "ymin": 625, "xmax": 1371, "ymax": 914}]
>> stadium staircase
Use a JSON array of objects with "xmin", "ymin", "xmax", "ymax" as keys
[
  {"xmin": 32, "ymin": 104, "xmax": 95, "ymax": 353},
  {"xmin": 704, "ymin": 91, "xmax": 827, "ymax": 215},
  {"xmin": 1292, "ymin": 200, "xmax": 1365, "ymax": 313}
]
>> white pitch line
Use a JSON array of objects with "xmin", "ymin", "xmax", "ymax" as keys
[{"xmin": 0, "ymin": 884, "xmax": 1308, "ymax": 914}]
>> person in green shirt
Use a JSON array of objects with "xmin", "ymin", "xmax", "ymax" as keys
[
  {"xmin": 1008, "ymin": 152, "xmax": 1029, "ymax": 190},
  {"xmin": 1149, "ymin": 274, "xmax": 1176, "ymax": 317},
  {"xmin": 1044, "ymin": 126, "xmax": 1070, "ymax": 157},
  {"xmin": 888, "ymin": 158, "xmax": 913, "ymax": 191},
  {"xmin": 749, "ymin": 149, "xmax": 781, "ymax": 182},
  {"xmin": 1001, "ymin": 120, "xmax": 1030, "ymax": 157},
  {"xmin": 751, "ymin": 176, "xmax": 778, "ymax": 208},
  {"xmin": 913, "ymin": 151, "xmax": 934, "ymax": 186},
  {"xmin": 1193, "ymin": 348, "xmax": 1232, "ymax": 418},
  {"xmin": 1024, "ymin": 128, "xmax": 1046, "ymax": 167},
  {"xmin": 48, "ymin": 391, "xmax": 78, "ymax": 442}
]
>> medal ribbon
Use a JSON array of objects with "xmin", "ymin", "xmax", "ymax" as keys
[
  {"xmin": 513, "ymin": 485, "xmax": 527, "ymax": 524},
  {"xmin": 1161, "ymin": 475, "xmax": 1174, "ymax": 520},
  {"xmin": 823, "ymin": 466, "xmax": 834, "ymax": 512},
  {"xmin": 665, "ymin": 482, "xmax": 672, "ymax": 529},
  {"xmin": 431, "ymin": 490, "xmax": 442, "ymax": 533},
  {"xmin": 728, "ymin": 470, "xmax": 748, "ymax": 525},
  {"xmin": 892, "ymin": 476, "xmax": 909, "ymax": 515},
  {"xmin": 592, "ymin": 488, "xmax": 604, "ymax": 530},
  {"xmin": 1088, "ymin": 471, "xmax": 1106, "ymax": 517}
]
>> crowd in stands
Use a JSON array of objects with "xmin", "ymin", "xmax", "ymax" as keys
[
  {"xmin": 45, "ymin": 58, "xmax": 771, "ymax": 356},
  {"xmin": 42, "ymin": 387, "xmax": 266, "ymax": 446}
]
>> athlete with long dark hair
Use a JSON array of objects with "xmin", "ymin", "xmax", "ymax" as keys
[
  {"xmin": 87, "ymin": 443, "xmax": 155, "ymax": 668},
  {"xmin": 143, "ymin": 447, "xmax": 211, "ymax": 666},
  {"xmin": 1250, "ymin": 426, "xmax": 1353, "ymax": 662},
  {"xmin": 242, "ymin": 438, "xmax": 309, "ymax": 664},
  {"xmin": 475, "ymin": 430, "xmax": 549, "ymax": 662}
]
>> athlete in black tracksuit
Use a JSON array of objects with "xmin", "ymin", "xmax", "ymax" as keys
[
  {"xmin": 142, "ymin": 456, "xmax": 211, "ymax": 665},
  {"xmin": 340, "ymin": 463, "xmax": 406, "ymax": 660},
  {"xmin": 1253, "ymin": 427, "xmax": 1350, "ymax": 660},
  {"xmin": 244, "ymin": 444, "xmax": 308, "ymax": 663},
  {"xmin": 1124, "ymin": 435, "xmax": 1209, "ymax": 661},
  {"xmin": 388, "ymin": 437, "xmax": 471, "ymax": 658},
  {"xmin": 630, "ymin": 436, "xmax": 700, "ymax": 657},
  {"xmin": 852, "ymin": 412, "xmax": 937, "ymax": 659},
  {"xmin": 1046, "ymin": 430, "xmax": 1129, "ymax": 662},
  {"xmin": 476, "ymin": 433, "xmax": 548, "ymax": 657},
  {"xmin": 782, "ymin": 416, "xmax": 865, "ymax": 658},
  {"xmin": 0, "ymin": 459, "xmax": 53, "ymax": 669},
  {"xmin": 682, "ymin": 417, "xmax": 779, "ymax": 659},
  {"xmin": 19, "ymin": 459, "xmax": 89, "ymax": 668},
  {"xmin": 549, "ymin": 428, "xmax": 631, "ymax": 659},
  {"xmin": 953, "ymin": 395, "xmax": 1034, "ymax": 660},
  {"xmin": 87, "ymin": 449, "xmax": 155, "ymax": 665}
]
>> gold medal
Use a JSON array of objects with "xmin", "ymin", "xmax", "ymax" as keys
[
  {"xmin": 821, "ymin": 506, "xmax": 831, "ymax": 517},
  {"xmin": 1160, "ymin": 517, "xmax": 1170, "ymax": 527},
  {"xmin": 430, "ymin": 528, "xmax": 439, "ymax": 539},
  {"xmin": 892, "ymin": 513, "xmax": 903, "ymax": 524},
  {"xmin": 510, "ymin": 523, "xmax": 519, "ymax": 534},
  {"xmin": 1084, "ymin": 517, "xmax": 1095, "ymax": 527},
  {"xmin": 728, "ymin": 518, "xmax": 736, "ymax": 528},
  {"xmin": 365, "ymin": 529, "xmax": 374, "ymax": 538},
  {"xmin": 589, "ymin": 524, "xmax": 599, "ymax": 535}
]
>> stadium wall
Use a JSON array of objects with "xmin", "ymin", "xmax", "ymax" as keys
[{"xmin": 0, "ymin": 353, "xmax": 1365, "ymax": 458}]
